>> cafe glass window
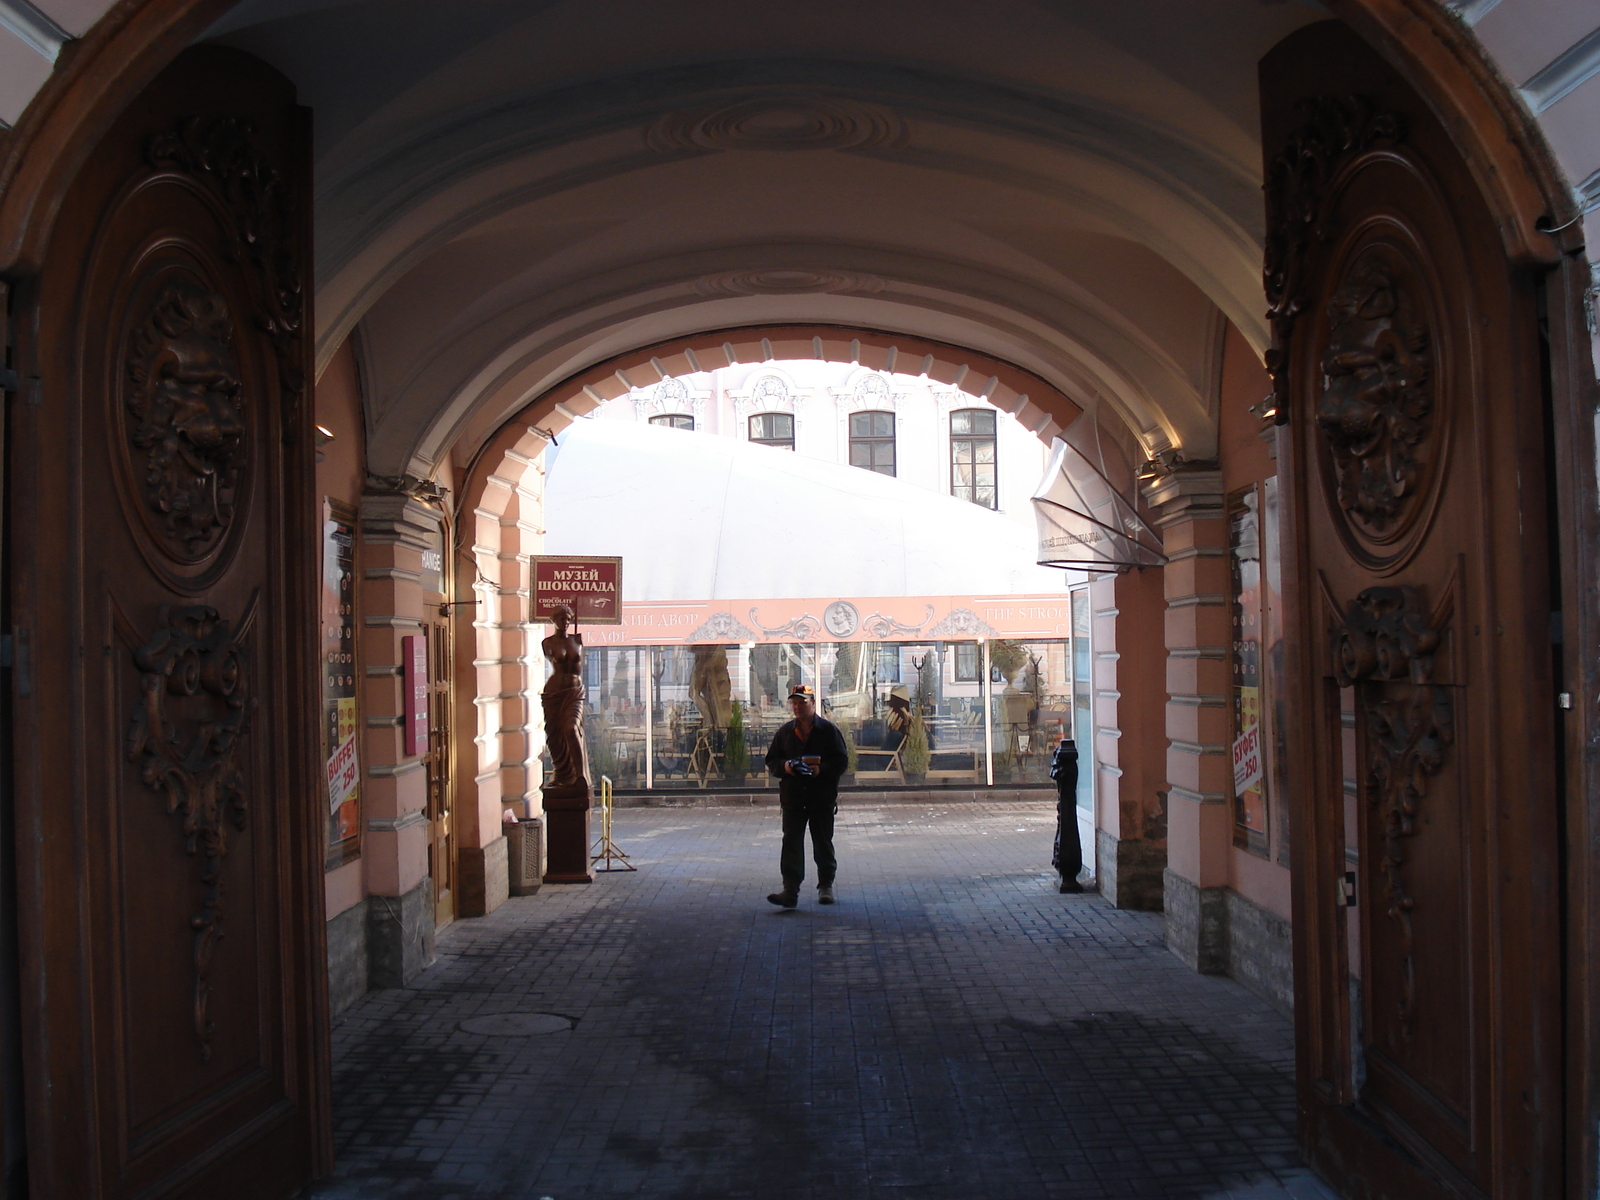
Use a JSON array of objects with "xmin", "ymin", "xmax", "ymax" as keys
[
  {"xmin": 650, "ymin": 413, "xmax": 694, "ymax": 431},
  {"xmin": 849, "ymin": 411, "xmax": 896, "ymax": 476},
  {"xmin": 749, "ymin": 412, "xmax": 795, "ymax": 450},
  {"xmin": 950, "ymin": 408, "xmax": 998, "ymax": 509}
]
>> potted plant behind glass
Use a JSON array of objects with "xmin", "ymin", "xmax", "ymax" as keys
[{"xmin": 724, "ymin": 698, "xmax": 749, "ymax": 785}]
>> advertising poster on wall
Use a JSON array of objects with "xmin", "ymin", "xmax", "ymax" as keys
[{"xmin": 323, "ymin": 499, "xmax": 362, "ymax": 868}]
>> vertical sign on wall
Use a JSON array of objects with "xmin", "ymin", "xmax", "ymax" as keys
[
  {"xmin": 403, "ymin": 634, "xmax": 429, "ymax": 756},
  {"xmin": 1227, "ymin": 485, "xmax": 1269, "ymax": 855},
  {"xmin": 323, "ymin": 499, "xmax": 362, "ymax": 868}
]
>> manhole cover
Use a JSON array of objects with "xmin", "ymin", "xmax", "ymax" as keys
[{"xmin": 458, "ymin": 1012, "xmax": 574, "ymax": 1036}]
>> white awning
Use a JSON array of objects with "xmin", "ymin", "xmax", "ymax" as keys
[{"xmin": 544, "ymin": 419, "xmax": 1079, "ymax": 601}]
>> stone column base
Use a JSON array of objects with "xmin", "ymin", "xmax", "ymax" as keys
[
  {"xmin": 1163, "ymin": 868, "xmax": 1227, "ymax": 974},
  {"xmin": 1095, "ymin": 830, "xmax": 1166, "ymax": 911},
  {"xmin": 367, "ymin": 878, "xmax": 435, "ymax": 989},
  {"xmin": 326, "ymin": 899, "xmax": 370, "ymax": 1018},
  {"xmin": 1161, "ymin": 871, "xmax": 1295, "ymax": 1012},
  {"xmin": 459, "ymin": 835, "xmax": 510, "ymax": 916}
]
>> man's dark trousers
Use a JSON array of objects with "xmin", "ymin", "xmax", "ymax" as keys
[{"xmin": 780, "ymin": 797, "xmax": 835, "ymax": 886}]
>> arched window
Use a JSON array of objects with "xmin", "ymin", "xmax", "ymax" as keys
[
  {"xmin": 649, "ymin": 413, "xmax": 694, "ymax": 430},
  {"xmin": 849, "ymin": 410, "xmax": 896, "ymax": 476},
  {"xmin": 950, "ymin": 408, "xmax": 998, "ymax": 509},
  {"xmin": 749, "ymin": 412, "xmax": 795, "ymax": 450}
]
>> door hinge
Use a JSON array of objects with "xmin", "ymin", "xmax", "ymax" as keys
[{"xmin": 1341, "ymin": 871, "xmax": 1358, "ymax": 908}]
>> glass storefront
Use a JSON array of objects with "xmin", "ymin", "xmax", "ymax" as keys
[{"xmin": 559, "ymin": 631, "xmax": 1091, "ymax": 795}]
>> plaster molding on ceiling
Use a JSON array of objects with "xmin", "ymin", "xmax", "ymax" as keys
[
  {"xmin": 1519, "ymin": 26, "xmax": 1600, "ymax": 115},
  {"xmin": 645, "ymin": 96, "xmax": 908, "ymax": 153},
  {"xmin": 1577, "ymin": 167, "xmax": 1600, "ymax": 215},
  {"xmin": 311, "ymin": 58, "xmax": 1259, "ymax": 282},
  {"xmin": 692, "ymin": 269, "xmax": 888, "ymax": 298},
  {"xmin": 362, "ymin": 239, "xmax": 1200, "ymax": 456},
  {"xmin": 1443, "ymin": 0, "xmax": 1502, "ymax": 28},
  {"xmin": 312, "ymin": 132, "xmax": 1267, "ymax": 377},
  {"xmin": 0, "ymin": 0, "xmax": 70, "ymax": 60}
]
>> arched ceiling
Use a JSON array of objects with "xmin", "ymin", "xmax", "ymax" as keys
[{"xmin": 205, "ymin": 0, "xmax": 1330, "ymax": 476}]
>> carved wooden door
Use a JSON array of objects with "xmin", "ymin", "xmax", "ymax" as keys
[
  {"xmin": 1263, "ymin": 22, "xmax": 1562, "ymax": 1200},
  {"xmin": 7, "ymin": 46, "xmax": 330, "ymax": 1198}
]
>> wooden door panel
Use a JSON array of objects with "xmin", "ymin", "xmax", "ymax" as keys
[
  {"xmin": 11, "ymin": 45, "xmax": 329, "ymax": 1199},
  {"xmin": 1265, "ymin": 21, "xmax": 1561, "ymax": 1200}
]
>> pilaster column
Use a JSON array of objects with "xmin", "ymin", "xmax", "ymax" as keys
[
  {"xmin": 1146, "ymin": 467, "xmax": 1232, "ymax": 973},
  {"xmin": 1092, "ymin": 568, "xmax": 1169, "ymax": 909},
  {"xmin": 359, "ymin": 487, "xmax": 440, "ymax": 982}
]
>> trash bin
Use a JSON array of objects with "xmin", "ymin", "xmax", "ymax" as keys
[{"xmin": 507, "ymin": 817, "xmax": 543, "ymax": 896}]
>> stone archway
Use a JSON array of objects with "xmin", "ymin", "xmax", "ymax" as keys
[{"xmin": 451, "ymin": 321, "xmax": 1170, "ymax": 918}]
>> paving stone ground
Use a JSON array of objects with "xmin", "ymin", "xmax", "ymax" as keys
[{"xmin": 303, "ymin": 802, "xmax": 1338, "ymax": 1200}]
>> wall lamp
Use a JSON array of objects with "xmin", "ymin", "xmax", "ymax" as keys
[
  {"xmin": 1136, "ymin": 448, "xmax": 1186, "ymax": 482},
  {"xmin": 1248, "ymin": 395, "xmax": 1280, "ymax": 422},
  {"xmin": 315, "ymin": 424, "xmax": 334, "ymax": 462}
]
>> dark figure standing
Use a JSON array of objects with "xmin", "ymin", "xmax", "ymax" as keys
[
  {"xmin": 764, "ymin": 684, "xmax": 849, "ymax": 907},
  {"xmin": 1051, "ymin": 737, "xmax": 1085, "ymax": 893}
]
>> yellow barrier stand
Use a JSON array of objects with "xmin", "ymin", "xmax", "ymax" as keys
[{"xmin": 591, "ymin": 776, "xmax": 635, "ymax": 872}]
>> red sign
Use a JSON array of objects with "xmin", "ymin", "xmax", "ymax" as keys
[
  {"xmin": 532, "ymin": 555, "xmax": 623, "ymax": 624},
  {"xmin": 403, "ymin": 634, "xmax": 428, "ymax": 755}
]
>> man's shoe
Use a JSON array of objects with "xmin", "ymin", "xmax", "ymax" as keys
[
  {"xmin": 1058, "ymin": 878, "xmax": 1085, "ymax": 894},
  {"xmin": 817, "ymin": 884, "xmax": 835, "ymax": 905},
  {"xmin": 767, "ymin": 887, "xmax": 798, "ymax": 908}
]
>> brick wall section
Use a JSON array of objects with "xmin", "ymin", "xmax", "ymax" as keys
[{"xmin": 455, "ymin": 426, "xmax": 550, "ymax": 914}]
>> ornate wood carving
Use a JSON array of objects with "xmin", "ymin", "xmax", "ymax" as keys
[
  {"xmin": 125, "ymin": 605, "xmax": 251, "ymax": 1062},
  {"xmin": 1263, "ymin": 97, "xmax": 1403, "ymax": 421},
  {"xmin": 1334, "ymin": 586, "xmax": 1452, "ymax": 1043},
  {"xmin": 1318, "ymin": 258, "xmax": 1434, "ymax": 536},
  {"xmin": 1332, "ymin": 584, "xmax": 1440, "ymax": 686},
  {"xmin": 124, "ymin": 278, "xmax": 246, "ymax": 553},
  {"xmin": 1364, "ymin": 682, "xmax": 1453, "ymax": 1042},
  {"xmin": 145, "ymin": 117, "xmax": 305, "ymax": 441}
]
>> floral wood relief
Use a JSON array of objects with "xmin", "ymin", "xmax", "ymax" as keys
[
  {"xmin": 1262, "ymin": 97, "xmax": 1403, "ymax": 420},
  {"xmin": 1318, "ymin": 260, "xmax": 1433, "ymax": 534},
  {"xmin": 126, "ymin": 605, "xmax": 251, "ymax": 1062},
  {"xmin": 125, "ymin": 280, "xmax": 246, "ymax": 553},
  {"xmin": 1334, "ymin": 585, "xmax": 1451, "ymax": 1043}
]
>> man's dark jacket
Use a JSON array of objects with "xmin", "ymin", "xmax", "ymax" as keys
[{"xmin": 765, "ymin": 715, "xmax": 850, "ymax": 805}]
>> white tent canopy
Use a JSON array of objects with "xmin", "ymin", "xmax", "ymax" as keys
[{"xmin": 544, "ymin": 419, "xmax": 1077, "ymax": 601}]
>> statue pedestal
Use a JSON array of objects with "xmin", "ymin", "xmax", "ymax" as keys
[{"xmin": 541, "ymin": 782, "xmax": 594, "ymax": 883}]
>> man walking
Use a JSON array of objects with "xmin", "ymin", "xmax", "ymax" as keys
[{"xmin": 764, "ymin": 684, "xmax": 849, "ymax": 907}]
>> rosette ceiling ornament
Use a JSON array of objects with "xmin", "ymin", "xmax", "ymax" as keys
[{"xmin": 1032, "ymin": 414, "xmax": 1165, "ymax": 574}]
